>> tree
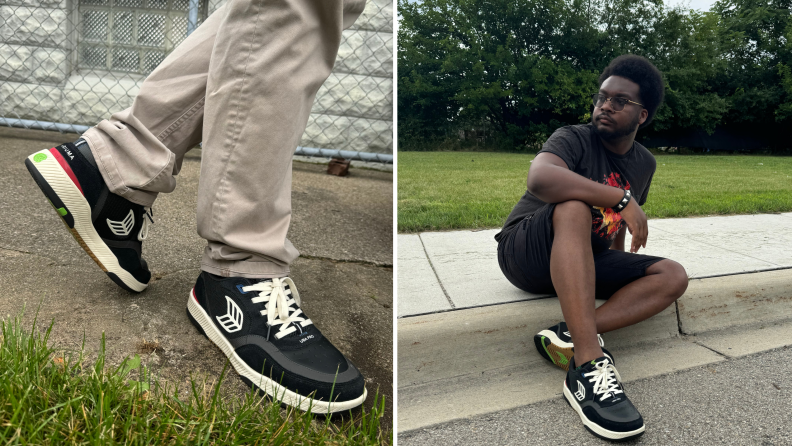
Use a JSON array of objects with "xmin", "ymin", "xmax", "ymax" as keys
[{"xmin": 398, "ymin": 0, "xmax": 792, "ymax": 150}]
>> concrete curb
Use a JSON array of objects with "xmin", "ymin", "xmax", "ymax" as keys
[
  {"xmin": 679, "ymin": 269, "xmax": 792, "ymax": 334},
  {"xmin": 397, "ymin": 268, "xmax": 792, "ymax": 432}
]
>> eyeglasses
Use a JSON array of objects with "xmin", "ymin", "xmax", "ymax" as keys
[{"xmin": 591, "ymin": 93, "xmax": 643, "ymax": 111}]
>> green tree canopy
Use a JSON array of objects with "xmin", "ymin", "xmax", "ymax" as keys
[{"xmin": 398, "ymin": 0, "xmax": 792, "ymax": 150}]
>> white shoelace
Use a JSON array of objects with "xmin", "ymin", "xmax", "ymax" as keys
[
  {"xmin": 138, "ymin": 207, "xmax": 154, "ymax": 241},
  {"xmin": 242, "ymin": 277, "xmax": 313, "ymax": 340},
  {"xmin": 583, "ymin": 359, "xmax": 624, "ymax": 402}
]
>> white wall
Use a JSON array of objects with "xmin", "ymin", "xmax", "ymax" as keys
[{"xmin": 0, "ymin": 0, "xmax": 393, "ymax": 154}]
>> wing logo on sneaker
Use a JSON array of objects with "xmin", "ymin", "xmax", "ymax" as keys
[
  {"xmin": 555, "ymin": 351, "xmax": 569, "ymax": 365},
  {"xmin": 107, "ymin": 209, "xmax": 135, "ymax": 236},
  {"xmin": 216, "ymin": 295, "xmax": 244, "ymax": 333},
  {"xmin": 575, "ymin": 380, "xmax": 586, "ymax": 401},
  {"xmin": 563, "ymin": 331, "xmax": 571, "ymax": 337}
]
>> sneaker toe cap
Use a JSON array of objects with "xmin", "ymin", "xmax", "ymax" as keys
[
  {"xmin": 235, "ymin": 343, "xmax": 365, "ymax": 402},
  {"xmin": 583, "ymin": 402, "xmax": 644, "ymax": 432},
  {"xmin": 282, "ymin": 337, "xmax": 350, "ymax": 374}
]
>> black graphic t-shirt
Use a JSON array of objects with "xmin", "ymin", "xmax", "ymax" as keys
[{"xmin": 495, "ymin": 124, "xmax": 656, "ymax": 251}]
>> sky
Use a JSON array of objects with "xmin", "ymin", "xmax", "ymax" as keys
[
  {"xmin": 668, "ymin": 0, "xmax": 719, "ymax": 11},
  {"xmin": 403, "ymin": 0, "xmax": 721, "ymax": 12}
]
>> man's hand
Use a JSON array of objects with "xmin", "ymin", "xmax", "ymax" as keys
[{"xmin": 620, "ymin": 199, "xmax": 647, "ymax": 253}]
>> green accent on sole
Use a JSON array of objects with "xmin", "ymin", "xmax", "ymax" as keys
[
  {"xmin": 33, "ymin": 153, "xmax": 47, "ymax": 163},
  {"xmin": 540, "ymin": 336, "xmax": 556, "ymax": 365},
  {"xmin": 57, "ymin": 207, "xmax": 67, "ymax": 216},
  {"xmin": 555, "ymin": 351, "xmax": 569, "ymax": 365}
]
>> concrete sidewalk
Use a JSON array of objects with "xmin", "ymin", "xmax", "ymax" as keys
[
  {"xmin": 399, "ymin": 214, "xmax": 792, "ymax": 317},
  {"xmin": 397, "ymin": 215, "xmax": 792, "ymax": 432},
  {"xmin": 0, "ymin": 129, "xmax": 393, "ymax": 426}
]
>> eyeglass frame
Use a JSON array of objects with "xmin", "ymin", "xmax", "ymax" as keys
[{"xmin": 591, "ymin": 93, "xmax": 644, "ymax": 111}]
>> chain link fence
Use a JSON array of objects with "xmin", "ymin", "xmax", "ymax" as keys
[{"xmin": 0, "ymin": 0, "xmax": 393, "ymax": 163}]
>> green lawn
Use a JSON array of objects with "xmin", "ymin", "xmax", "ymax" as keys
[
  {"xmin": 0, "ymin": 314, "xmax": 390, "ymax": 445},
  {"xmin": 398, "ymin": 152, "xmax": 792, "ymax": 233}
]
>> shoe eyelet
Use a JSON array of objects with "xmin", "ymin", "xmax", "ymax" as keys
[{"xmin": 236, "ymin": 284, "xmax": 248, "ymax": 294}]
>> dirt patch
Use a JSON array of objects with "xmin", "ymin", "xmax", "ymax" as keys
[{"xmin": 137, "ymin": 339, "xmax": 164, "ymax": 355}]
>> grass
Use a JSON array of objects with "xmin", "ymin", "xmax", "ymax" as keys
[
  {"xmin": 0, "ymin": 312, "xmax": 390, "ymax": 445},
  {"xmin": 398, "ymin": 151, "xmax": 792, "ymax": 232}
]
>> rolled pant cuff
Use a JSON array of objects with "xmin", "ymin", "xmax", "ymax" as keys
[
  {"xmin": 81, "ymin": 128, "xmax": 159, "ymax": 208},
  {"xmin": 200, "ymin": 259, "xmax": 291, "ymax": 279}
]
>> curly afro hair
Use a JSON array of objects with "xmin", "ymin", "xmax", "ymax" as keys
[{"xmin": 599, "ymin": 55, "xmax": 665, "ymax": 129}]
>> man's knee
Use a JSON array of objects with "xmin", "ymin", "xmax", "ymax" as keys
[
  {"xmin": 553, "ymin": 200, "xmax": 591, "ymax": 226},
  {"xmin": 649, "ymin": 259, "xmax": 688, "ymax": 298}
]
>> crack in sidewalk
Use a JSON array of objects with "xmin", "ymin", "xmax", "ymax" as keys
[
  {"xmin": 298, "ymin": 253, "xmax": 392, "ymax": 268},
  {"xmin": 675, "ymin": 300, "xmax": 684, "ymax": 335},
  {"xmin": 0, "ymin": 245, "xmax": 65, "ymax": 266}
]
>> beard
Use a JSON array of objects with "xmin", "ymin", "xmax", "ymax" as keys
[{"xmin": 592, "ymin": 112, "xmax": 641, "ymax": 141}]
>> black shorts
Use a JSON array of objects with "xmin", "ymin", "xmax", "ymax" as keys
[{"xmin": 497, "ymin": 203, "xmax": 666, "ymax": 300}]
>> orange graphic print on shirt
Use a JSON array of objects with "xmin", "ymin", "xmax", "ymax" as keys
[{"xmin": 591, "ymin": 172, "xmax": 630, "ymax": 240}]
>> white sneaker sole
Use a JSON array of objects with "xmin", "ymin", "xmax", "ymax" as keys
[
  {"xmin": 537, "ymin": 329, "xmax": 574, "ymax": 349},
  {"xmin": 26, "ymin": 148, "xmax": 147, "ymax": 292},
  {"xmin": 563, "ymin": 380, "xmax": 645, "ymax": 441},
  {"xmin": 186, "ymin": 289, "xmax": 367, "ymax": 413},
  {"xmin": 537, "ymin": 329, "xmax": 604, "ymax": 350}
]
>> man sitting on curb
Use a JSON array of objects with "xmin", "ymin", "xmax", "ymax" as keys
[{"xmin": 495, "ymin": 54, "xmax": 689, "ymax": 441}]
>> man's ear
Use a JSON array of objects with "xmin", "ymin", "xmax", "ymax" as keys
[{"xmin": 639, "ymin": 108, "xmax": 648, "ymax": 126}]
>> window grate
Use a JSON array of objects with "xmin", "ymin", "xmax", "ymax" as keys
[{"xmin": 78, "ymin": 0, "xmax": 207, "ymax": 74}]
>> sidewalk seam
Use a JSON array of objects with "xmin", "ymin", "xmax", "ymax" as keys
[{"xmin": 419, "ymin": 233, "xmax": 456, "ymax": 310}]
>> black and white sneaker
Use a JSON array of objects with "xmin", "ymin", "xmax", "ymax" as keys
[
  {"xmin": 24, "ymin": 139, "xmax": 153, "ymax": 292},
  {"xmin": 535, "ymin": 322, "xmax": 608, "ymax": 371},
  {"xmin": 563, "ymin": 355, "xmax": 645, "ymax": 441},
  {"xmin": 186, "ymin": 272, "xmax": 367, "ymax": 413}
]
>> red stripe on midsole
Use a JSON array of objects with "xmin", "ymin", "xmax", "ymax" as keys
[
  {"xmin": 192, "ymin": 288, "xmax": 199, "ymax": 303},
  {"xmin": 48, "ymin": 148, "xmax": 83, "ymax": 196}
]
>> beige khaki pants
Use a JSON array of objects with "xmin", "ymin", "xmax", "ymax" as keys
[{"xmin": 81, "ymin": 0, "xmax": 365, "ymax": 278}]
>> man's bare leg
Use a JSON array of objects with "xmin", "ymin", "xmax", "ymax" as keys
[
  {"xmin": 550, "ymin": 200, "xmax": 689, "ymax": 365},
  {"xmin": 550, "ymin": 200, "xmax": 603, "ymax": 364},
  {"xmin": 594, "ymin": 259, "xmax": 688, "ymax": 333}
]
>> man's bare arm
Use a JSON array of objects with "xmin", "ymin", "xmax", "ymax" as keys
[
  {"xmin": 528, "ymin": 152, "xmax": 648, "ymax": 253},
  {"xmin": 527, "ymin": 152, "xmax": 625, "ymax": 208}
]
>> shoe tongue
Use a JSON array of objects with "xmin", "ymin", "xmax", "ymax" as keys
[
  {"xmin": 243, "ymin": 277, "xmax": 291, "ymax": 294},
  {"xmin": 578, "ymin": 356, "xmax": 624, "ymax": 404},
  {"xmin": 578, "ymin": 355, "xmax": 611, "ymax": 372},
  {"xmin": 248, "ymin": 278, "xmax": 309, "ymax": 339}
]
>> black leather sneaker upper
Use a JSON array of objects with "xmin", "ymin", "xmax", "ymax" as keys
[
  {"xmin": 566, "ymin": 355, "xmax": 643, "ymax": 433},
  {"xmin": 58, "ymin": 140, "xmax": 151, "ymax": 285},
  {"xmin": 548, "ymin": 321, "xmax": 605, "ymax": 347},
  {"xmin": 553, "ymin": 322, "xmax": 573, "ymax": 344},
  {"xmin": 194, "ymin": 272, "xmax": 365, "ymax": 401}
]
